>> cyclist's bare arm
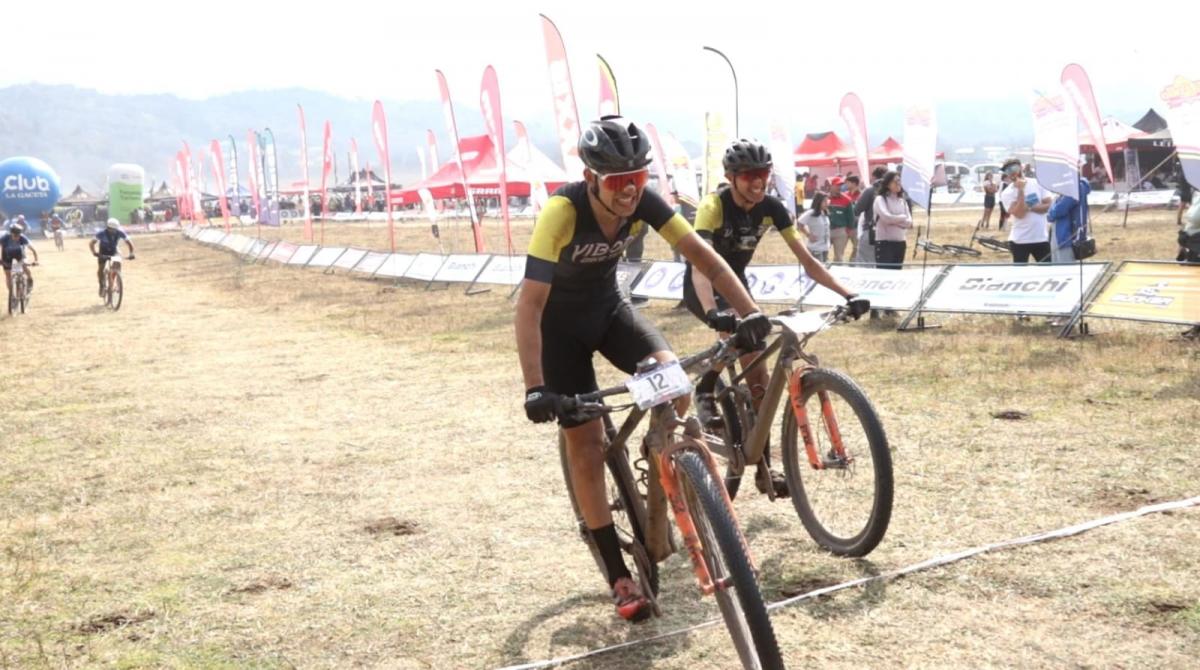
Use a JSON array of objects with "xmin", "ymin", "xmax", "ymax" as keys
[
  {"xmin": 124, "ymin": 240, "xmax": 136, "ymax": 257},
  {"xmin": 677, "ymin": 232, "xmax": 758, "ymax": 316},
  {"xmin": 27, "ymin": 244, "xmax": 39, "ymax": 263},
  {"xmin": 89, "ymin": 239, "xmax": 98, "ymax": 255},
  {"xmin": 515, "ymin": 278, "xmax": 551, "ymax": 389},
  {"xmin": 784, "ymin": 235, "xmax": 854, "ymax": 299}
]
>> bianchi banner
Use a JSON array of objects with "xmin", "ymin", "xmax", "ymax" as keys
[
  {"xmin": 805, "ymin": 266, "xmax": 944, "ymax": 311},
  {"xmin": 922, "ymin": 263, "xmax": 1107, "ymax": 315},
  {"xmin": 632, "ymin": 261, "xmax": 687, "ymax": 300},
  {"xmin": 1086, "ymin": 261, "xmax": 1200, "ymax": 325}
]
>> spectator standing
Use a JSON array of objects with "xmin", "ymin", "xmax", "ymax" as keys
[
  {"xmin": 827, "ymin": 176, "xmax": 856, "ymax": 262},
  {"xmin": 797, "ymin": 192, "xmax": 831, "ymax": 262},
  {"xmin": 872, "ymin": 170, "xmax": 913, "ymax": 270},
  {"xmin": 999, "ymin": 158, "xmax": 1053, "ymax": 263},
  {"xmin": 854, "ymin": 166, "xmax": 887, "ymax": 266},
  {"xmin": 981, "ymin": 171, "xmax": 998, "ymax": 229},
  {"xmin": 1047, "ymin": 178, "xmax": 1092, "ymax": 263}
]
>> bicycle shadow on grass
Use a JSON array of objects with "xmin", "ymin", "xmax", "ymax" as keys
[
  {"xmin": 499, "ymin": 585, "xmax": 693, "ymax": 669},
  {"xmin": 758, "ymin": 553, "xmax": 886, "ymax": 621},
  {"xmin": 53, "ymin": 305, "xmax": 110, "ymax": 317}
]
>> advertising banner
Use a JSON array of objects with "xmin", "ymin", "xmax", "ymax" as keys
[
  {"xmin": 631, "ymin": 261, "xmax": 687, "ymax": 300},
  {"xmin": 921, "ymin": 263, "xmax": 1106, "ymax": 315},
  {"xmin": 332, "ymin": 247, "xmax": 369, "ymax": 271},
  {"xmin": 474, "ymin": 255, "xmax": 527, "ymax": 286},
  {"xmin": 1085, "ymin": 261, "xmax": 1199, "ymax": 325},
  {"xmin": 435, "ymin": 70, "xmax": 484, "ymax": 252},
  {"xmin": 371, "ymin": 101, "xmax": 396, "ymax": 251},
  {"xmin": 1061, "ymin": 64, "xmax": 1112, "ymax": 189},
  {"xmin": 839, "ymin": 93, "xmax": 871, "ymax": 184},
  {"xmin": 597, "ymin": 53, "xmax": 619, "ymax": 117},
  {"xmin": 901, "ymin": 104, "xmax": 937, "ymax": 209},
  {"xmin": 375, "ymin": 253, "xmax": 416, "ymax": 279},
  {"xmin": 540, "ymin": 14, "xmax": 585, "ymax": 176},
  {"xmin": 745, "ymin": 265, "xmax": 813, "ymax": 304},
  {"xmin": 805, "ymin": 265, "xmax": 944, "ymax": 311},
  {"xmin": 307, "ymin": 246, "xmax": 346, "ymax": 269},
  {"xmin": 287, "ymin": 244, "xmax": 319, "ymax": 266},
  {"xmin": 297, "ymin": 105, "xmax": 313, "ymax": 240},
  {"xmin": 1160, "ymin": 75, "xmax": 1200, "ymax": 188},
  {"xmin": 480, "ymin": 65, "xmax": 512, "ymax": 254},
  {"xmin": 1032, "ymin": 88, "xmax": 1080, "ymax": 199},
  {"xmin": 405, "ymin": 253, "xmax": 448, "ymax": 282},
  {"xmin": 433, "ymin": 254, "xmax": 491, "ymax": 283},
  {"xmin": 352, "ymin": 251, "xmax": 390, "ymax": 276},
  {"xmin": 268, "ymin": 241, "xmax": 300, "ymax": 264}
]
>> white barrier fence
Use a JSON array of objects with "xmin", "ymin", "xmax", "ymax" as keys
[{"xmin": 183, "ymin": 224, "xmax": 1198, "ymax": 336}]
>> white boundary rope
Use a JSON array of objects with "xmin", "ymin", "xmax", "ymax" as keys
[{"xmin": 496, "ymin": 495, "xmax": 1200, "ymax": 670}]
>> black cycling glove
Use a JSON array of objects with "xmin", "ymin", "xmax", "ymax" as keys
[
  {"xmin": 704, "ymin": 308, "xmax": 738, "ymax": 333},
  {"xmin": 524, "ymin": 386, "xmax": 561, "ymax": 424},
  {"xmin": 734, "ymin": 312, "xmax": 772, "ymax": 351},
  {"xmin": 845, "ymin": 295, "xmax": 871, "ymax": 320}
]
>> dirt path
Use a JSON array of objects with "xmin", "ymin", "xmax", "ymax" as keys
[{"xmin": 2, "ymin": 233, "xmax": 1197, "ymax": 668}]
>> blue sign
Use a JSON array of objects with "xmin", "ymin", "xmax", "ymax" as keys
[{"xmin": 0, "ymin": 156, "xmax": 62, "ymax": 233}]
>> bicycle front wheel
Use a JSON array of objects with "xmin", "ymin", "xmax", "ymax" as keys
[
  {"xmin": 108, "ymin": 273, "xmax": 124, "ymax": 311},
  {"xmin": 558, "ymin": 431, "xmax": 659, "ymax": 597},
  {"xmin": 781, "ymin": 368, "xmax": 893, "ymax": 557},
  {"xmin": 676, "ymin": 449, "xmax": 783, "ymax": 670}
]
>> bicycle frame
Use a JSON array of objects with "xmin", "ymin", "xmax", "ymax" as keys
[
  {"xmin": 687, "ymin": 315, "xmax": 852, "ymax": 479},
  {"xmin": 581, "ymin": 376, "xmax": 760, "ymax": 597}
]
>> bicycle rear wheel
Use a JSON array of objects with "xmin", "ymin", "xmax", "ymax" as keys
[
  {"xmin": 942, "ymin": 244, "xmax": 982, "ymax": 257},
  {"xmin": 781, "ymin": 368, "xmax": 892, "ymax": 557},
  {"xmin": 108, "ymin": 273, "xmax": 124, "ymax": 311},
  {"xmin": 977, "ymin": 236, "xmax": 1010, "ymax": 252},
  {"xmin": 675, "ymin": 449, "xmax": 783, "ymax": 670},
  {"xmin": 558, "ymin": 430, "xmax": 659, "ymax": 597},
  {"xmin": 18, "ymin": 277, "xmax": 26, "ymax": 314}
]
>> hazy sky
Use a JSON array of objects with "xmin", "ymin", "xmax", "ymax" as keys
[{"xmin": 8, "ymin": 0, "xmax": 1194, "ymax": 139}]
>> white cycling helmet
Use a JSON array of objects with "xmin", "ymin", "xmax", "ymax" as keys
[
  {"xmin": 106, "ymin": 218, "xmax": 120, "ymax": 229},
  {"xmin": 10, "ymin": 221, "xmax": 25, "ymax": 233}
]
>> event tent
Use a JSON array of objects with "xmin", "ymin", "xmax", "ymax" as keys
[
  {"xmin": 58, "ymin": 184, "xmax": 101, "ymax": 205},
  {"xmin": 1133, "ymin": 108, "xmax": 1169, "ymax": 134},
  {"xmin": 394, "ymin": 134, "xmax": 570, "ymax": 203}
]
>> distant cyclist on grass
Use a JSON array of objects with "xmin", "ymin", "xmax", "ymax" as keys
[
  {"xmin": 683, "ymin": 138, "xmax": 867, "ymax": 497},
  {"xmin": 514, "ymin": 116, "xmax": 773, "ymax": 622},
  {"xmin": 89, "ymin": 218, "xmax": 135, "ymax": 296},
  {"xmin": 2, "ymin": 219, "xmax": 38, "ymax": 296}
]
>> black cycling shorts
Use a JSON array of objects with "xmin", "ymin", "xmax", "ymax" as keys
[{"xmin": 541, "ymin": 298, "xmax": 670, "ymax": 428}]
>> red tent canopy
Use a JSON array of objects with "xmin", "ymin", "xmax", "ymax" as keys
[
  {"xmin": 393, "ymin": 134, "xmax": 570, "ymax": 205},
  {"xmin": 793, "ymin": 131, "xmax": 857, "ymax": 167},
  {"xmin": 869, "ymin": 137, "xmax": 904, "ymax": 162}
]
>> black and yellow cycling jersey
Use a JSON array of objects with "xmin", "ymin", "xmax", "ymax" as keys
[
  {"xmin": 693, "ymin": 186, "xmax": 799, "ymax": 276},
  {"xmin": 525, "ymin": 181, "xmax": 692, "ymax": 303}
]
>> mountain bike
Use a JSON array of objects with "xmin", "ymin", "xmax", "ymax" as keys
[
  {"xmin": 6, "ymin": 259, "xmax": 35, "ymax": 315},
  {"xmin": 99, "ymin": 254, "xmax": 131, "ymax": 311},
  {"xmin": 969, "ymin": 220, "xmax": 1010, "ymax": 253},
  {"xmin": 697, "ymin": 306, "xmax": 893, "ymax": 557},
  {"xmin": 915, "ymin": 237, "xmax": 982, "ymax": 258},
  {"xmin": 558, "ymin": 340, "xmax": 784, "ymax": 669}
]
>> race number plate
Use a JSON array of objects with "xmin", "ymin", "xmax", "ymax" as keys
[{"xmin": 625, "ymin": 360, "xmax": 693, "ymax": 410}]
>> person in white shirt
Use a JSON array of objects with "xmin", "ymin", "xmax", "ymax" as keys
[
  {"xmin": 872, "ymin": 170, "xmax": 913, "ymax": 270},
  {"xmin": 999, "ymin": 158, "xmax": 1053, "ymax": 263},
  {"xmin": 796, "ymin": 192, "xmax": 831, "ymax": 262}
]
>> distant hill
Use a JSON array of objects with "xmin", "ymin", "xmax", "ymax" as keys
[{"xmin": 0, "ymin": 83, "xmax": 1150, "ymax": 193}]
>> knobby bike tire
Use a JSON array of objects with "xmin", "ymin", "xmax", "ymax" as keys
[
  {"xmin": 109, "ymin": 273, "xmax": 124, "ymax": 311},
  {"xmin": 714, "ymin": 377, "xmax": 753, "ymax": 500},
  {"xmin": 781, "ymin": 368, "xmax": 893, "ymax": 557},
  {"xmin": 977, "ymin": 237, "xmax": 1010, "ymax": 252},
  {"xmin": 942, "ymin": 244, "xmax": 982, "ymax": 257},
  {"xmin": 558, "ymin": 430, "xmax": 659, "ymax": 596},
  {"xmin": 14, "ymin": 276, "xmax": 26, "ymax": 314},
  {"xmin": 915, "ymin": 239, "xmax": 947, "ymax": 255},
  {"xmin": 675, "ymin": 449, "xmax": 783, "ymax": 670}
]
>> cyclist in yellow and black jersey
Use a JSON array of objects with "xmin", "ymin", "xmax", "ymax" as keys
[
  {"xmin": 685, "ymin": 139, "xmax": 869, "ymax": 497},
  {"xmin": 516, "ymin": 117, "xmax": 774, "ymax": 623}
]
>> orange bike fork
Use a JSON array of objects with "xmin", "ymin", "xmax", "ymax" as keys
[
  {"xmin": 656, "ymin": 439, "xmax": 756, "ymax": 596},
  {"xmin": 788, "ymin": 368, "xmax": 847, "ymax": 469}
]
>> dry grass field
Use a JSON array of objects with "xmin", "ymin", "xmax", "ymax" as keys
[{"xmin": 2, "ymin": 207, "xmax": 1197, "ymax": 669}]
